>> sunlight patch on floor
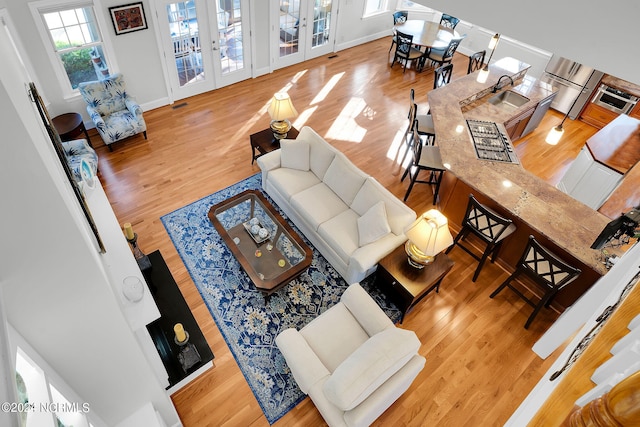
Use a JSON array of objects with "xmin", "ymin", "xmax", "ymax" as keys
[
  {"xmin": 325, "ymin": 97, "xmax": 367, "ymax": 143},
  {"xmin": 311, "ymin": 72, "xmax": 344, "ymax": 105},
  {"xmin": 292, "ymin": 106, "xmax": 317, "ymax": 130}
]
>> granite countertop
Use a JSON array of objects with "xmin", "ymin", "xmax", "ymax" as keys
[
  {"xmin": 429, "ymin": 57, "xmax": 611, "ymax": 275},
  {"xmin": 601, "ymin": 75, "xmax": 640, "ymax": 98}
]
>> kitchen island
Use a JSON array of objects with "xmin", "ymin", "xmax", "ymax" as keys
[
  {"xmin": 428, "ymin": 58, "xmax": 612, "ymax": 308},
  {"xmin": 559, "ymin": 114, "xmax": 640, "ymax": 214}
]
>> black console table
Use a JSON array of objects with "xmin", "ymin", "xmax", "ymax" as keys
[{"xmin": 144, "ymin": 250, "xmax": 214, "ymax": 389}]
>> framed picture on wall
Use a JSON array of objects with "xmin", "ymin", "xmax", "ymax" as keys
[{"xmin": 109, "ymin": 2, "xmax": 148, "ymax": 36}]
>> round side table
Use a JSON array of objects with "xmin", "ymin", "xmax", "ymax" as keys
[{"xmin": 52, "ymin": 112, "xmax": 92, "ymax": 147}]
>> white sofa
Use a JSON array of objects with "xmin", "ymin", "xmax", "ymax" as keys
[
  {"xmin": 276, "ymin": 283, "xmax": 426, "ymax": 427},
  {"xmin": 257, "ymin": 126, "xmax": 416, "ymax": 284}
]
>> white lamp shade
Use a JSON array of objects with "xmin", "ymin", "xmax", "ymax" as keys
[
  {"xmin": 545, "ymin": 125, "xmax": 564, "ymax": 145},
  {"xmin": 404, "ymin": 209, "xmax": 453, "ymax": 257},
  {"xmin": 476, "ymin": 67, "xmax": 489, "ymax": 83},
  {"xmin": 267, "ymin": 93, "xmax": 298, "ymax": 121}
]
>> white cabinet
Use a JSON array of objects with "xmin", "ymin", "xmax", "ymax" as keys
[{"xmin": 558, "ymin": 147, "xmax": 623, "ymax": 209}]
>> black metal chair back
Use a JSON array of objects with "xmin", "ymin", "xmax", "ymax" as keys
[
  {"xmin": 446, "ymin": 194, "xmax": 516, "ymax": 281},
  {"xmin": 393, "ymin": 10, "xmax": 408, "ymax": 25},
  {"xmin": 490, "ymin": 235, "xmax": 581, "ymax": 329},
  {"xmin": 467, "ymin": 50, "xmax": 486, "ymax": 74},
  {"xmin": 434, "ymin": 64, "xmax": 453, "ymax": 89},
  {"xmin": 440, "ymin": 13, "xmax": 460, "ymax": 29}
]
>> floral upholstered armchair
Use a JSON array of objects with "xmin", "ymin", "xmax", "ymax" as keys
[
  {"xmin": 78, "ymin": 73, "xmax": 147, "ymax": 151},
  {"xmin": 62, "ymin": 139, "xmax": 98, "ymax": 183}
]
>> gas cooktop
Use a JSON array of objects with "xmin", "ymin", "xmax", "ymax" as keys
[{"xmin": 466, "ymin": 119, "xmax": 520, "ymax": 164}]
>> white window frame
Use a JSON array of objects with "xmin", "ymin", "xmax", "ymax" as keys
[
  {"xmin": 362, "ymin": 0, "xmax": 388, "ymax": 18},
  {"xmin": 29, "ymin": 0, "xmax": 118, "ymax": 100}
]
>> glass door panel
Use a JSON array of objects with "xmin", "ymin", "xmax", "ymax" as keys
[
  {"xmin": 157, "ymin": 0, "xmax": 251, "ymax": 101},
  {"xmin": 167, "ymin": 1, "xmax": 202, "ymax": 88},
  {"xmin": 212, "ymin": 0, "xmax": 251, "ymax": 87},
  {"xmin": 274, "ymin": 0, "xmax": 336, "ymax": 70},
  {"xmin": 160, "ymin": 0, "xmax": 215, "ymax": 100}
]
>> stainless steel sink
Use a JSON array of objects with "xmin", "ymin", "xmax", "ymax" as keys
[{"xmin": 487, "ymin": 91, "xmax": 530, "ymax": 109}]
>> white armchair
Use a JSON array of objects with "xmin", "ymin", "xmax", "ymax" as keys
[
  {"xmin": 78, "ymin": 73, "xmax": 146, "ymax": 151},
  {"xmin": 276, "ymin": 283, "xmax": 425, "ymax": 427}
]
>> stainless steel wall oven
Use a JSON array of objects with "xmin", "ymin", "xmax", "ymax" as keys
[{"xmin": 592, "ymin": 84, "xmax": 639, "ymax": 114}]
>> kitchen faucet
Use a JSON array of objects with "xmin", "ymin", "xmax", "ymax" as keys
[{"xmin": 492, "ymin": 75, "xmax": 514, "ymax": 93}]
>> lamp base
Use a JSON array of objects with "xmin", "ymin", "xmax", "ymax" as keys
[
  {"xmin": 405, "ymin": 240, "xmax": 435, "ymax": 269},
  {"xmin": 270, "ymin": 119, "xmax": 291, "ymax": 141}
]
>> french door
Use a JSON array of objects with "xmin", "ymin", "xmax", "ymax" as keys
[
  {"xmin": 157, "ymin": 0, "xmax": 252, "ymax": 102},
  {"xmin": 272, "ymin": 0, "xmax": 337, "ymax": 70}
]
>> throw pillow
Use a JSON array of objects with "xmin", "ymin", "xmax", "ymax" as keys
[
  {"xmin": 357, "ymin": 201, "xmax": 391, "ymax": 246},
  {"xmin": 280, "ymin": 139, "xmax": 310, "ymax": 171}
]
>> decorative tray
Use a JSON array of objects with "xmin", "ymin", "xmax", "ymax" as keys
[{"xmin": 242, "ymin": 218, "xmax": 270, "ymax": 244}]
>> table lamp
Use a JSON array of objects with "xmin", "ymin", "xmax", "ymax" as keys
[
  {"xmin": 404, "ymin": 209, "xmax": 453, "ymax": 268},
  {"xmin": 267, "ymin": 92, "xmax": 298, "ymax": 140}
]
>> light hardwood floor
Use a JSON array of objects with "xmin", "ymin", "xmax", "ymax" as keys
[{"xmin": 95, "ymin": 37, "xmax": 599, "ymax": 426}]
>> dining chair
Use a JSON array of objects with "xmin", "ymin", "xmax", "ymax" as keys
[
  {"xmin": 490, "ymin": 235, "xmax": 581, "ymax": 329},
  {"xmin": 467, "ymin": 50, "xmax": 486, "ymax": 74},
  {"xmin": 433, "ymin": 64, "xmax": 453, "ymax": 89},
  {"xmin": 446, "ymin": 194, "xmax": 517, "ymax": 281},
  {"xmin": 439, "ymin": 13, "xmax": 460, "ymax": 30},
  {"xmin": 389, "ymin": 10, "xmax": 409, "ymax": 52},
  {"xmin": 401, "ymin": 119, "xmax": 445, "ymax": 204},
  {"xmin": 391, "ymin": 31, "xmax": 424, "ymax": 73},
  {"xmin": 424, "ymin": 35, "xmax": 465, "ymax": 69}
]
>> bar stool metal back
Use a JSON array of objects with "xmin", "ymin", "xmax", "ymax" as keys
[
  {"xmin": 401, "ymin": 120, "xmax": 445, "ymax": 205},
  {"xmin": 433, "ymin": 63, "xmax": 453, "ymax": 89},
  {"xmin": 446, "ymin": 194, "xmax": 516, "ymax": 281},
  {"xmin": 490, "ymin": 235, "xmax": 581, "ymax": 329},
  {"xmin": 467, "ymin": 50, "xmax": 486, "ymax": 74}
]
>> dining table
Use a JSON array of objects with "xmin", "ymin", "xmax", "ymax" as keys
[{"xmin": 394, "ymin": 20, "xmax": 458, "ymax": 50}]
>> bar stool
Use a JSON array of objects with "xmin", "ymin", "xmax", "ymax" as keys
[
  {"xmin": 490, "ymin": 235, "xmax": 581, "ymax": 329},
  {"xmin": 446, "ymin": 194, "xmax": 516, "ymax": 281},
  {"xmin": 401, "ymin": 119, "xmax": 445, "ymax": 204},
  {"xmin": 400, "ymin": 89, "xmax": 436, "ymax": 166},
  {"xmin": 410, "ymin": 88, "xmax": 435, "ymax": 143}
]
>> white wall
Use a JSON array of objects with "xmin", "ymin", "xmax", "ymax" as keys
[
  {"xmin": 4, "ymin": 0, "xmax": 639, "ymax": 124},
  {"xmin": 413, "ymin": 0, "xmax": 639, "ymax": 85},
  {"xmin": 0, "ymin": 24, "xmax": 178, "ymax": 427}
]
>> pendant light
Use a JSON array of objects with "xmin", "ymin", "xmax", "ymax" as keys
[
  {"xmin": 545, "ymin": 79, "xmax": 589, "ymax": 145},
  {"xmin": 477, "ymin": 34, "xmax": 500, "ymax": 83}
]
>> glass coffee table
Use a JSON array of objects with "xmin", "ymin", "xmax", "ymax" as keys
[{"xmin": 208, "ymin": 189, "xmax": 312, "ymax": 302}]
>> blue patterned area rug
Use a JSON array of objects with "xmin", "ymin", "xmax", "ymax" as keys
[{"xmin": 160, "ymin": 173, "xmax": 400, "ymax": 424}]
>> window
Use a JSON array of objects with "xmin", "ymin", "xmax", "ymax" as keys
[
  {"xmin": 397, "ymin": 0, "xmax": 431, "ymax": 11},
  {"xmin": 363, "ymin": 0, "xmax": 387, "ymax": 17},
  {"xmin": 31, "ymin": 1, "xmax": 114, "ymax": 97}
]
